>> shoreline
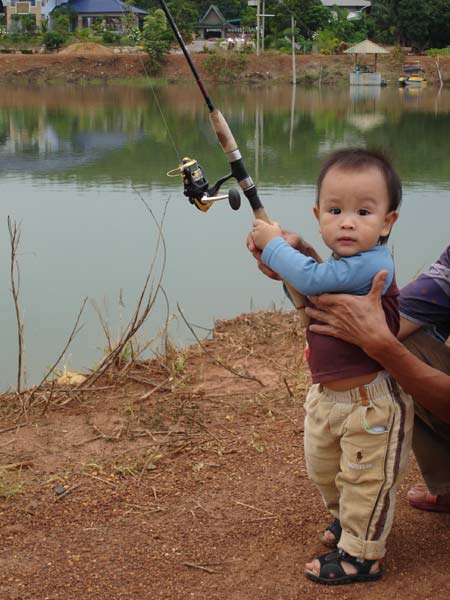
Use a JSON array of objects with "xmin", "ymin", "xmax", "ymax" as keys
[
  {"xmin": 0, "ymin": 49, "xmax": 447, "ymax": 85},
  {"xmin": 0, "ymin": 309, "xmax": 445, "ymax": 599}
]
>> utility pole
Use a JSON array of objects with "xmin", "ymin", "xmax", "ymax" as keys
[
  {"xmin": 256, "ymin": 0, "xmax": 260, "ymax": 55},
  {"xmin": 248, "ymin": 0, "xmax": 274, "ymax": 56},
  {"xmin": 262, "ymin": 0, "xmax": 265, "ymax": 51},
  {"xmin": 291, "ymin": 15, "xmax": 296, "ymax": 85}
]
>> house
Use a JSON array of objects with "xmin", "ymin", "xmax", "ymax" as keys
[
  {"xmin": 3, "ymin": 0, "xmax": 44, "ymax": 31},
  {"xmin": 46, "ymin": 0, "xmax": 147, "ymax": 32},
  {"xmin": 2, "ymin": 0, "xmax": 146, "ymax": 32},
  {"xmin": 321, "ymin": 1, "xmax": 371, "ymax": 20},
  {"xmin": 195, "ymin": 4, "xmax": 235, "ymax": 40}
]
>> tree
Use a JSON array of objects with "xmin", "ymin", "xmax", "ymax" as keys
[
  {"xmin": 428, "ymin": 0, "xmax": 450, "ymax": 48},
  {"xmin": 370, "ymin": 0, "xmax": 449, "ymax": 50},
  {"xmin": 167, "ymin": 0, "xmax": 198, "ymax": 41},
  {"xmin": 325, "ymin": 7, "xmax": 367, "ymax": 44},
  {"xmin": 370, "ymin": 0, "xmax": 400, "ymax": 44},
  {"xmin": 142, "ymin": 8, "xmax": 172, "ymax": 66},
  {"xmin": 397, "ymin": 0, "xmax": 431, "ymax": 51},
  {"xmin": 267, "ymin": 0, "xmax": 330, "ymax": 42}
]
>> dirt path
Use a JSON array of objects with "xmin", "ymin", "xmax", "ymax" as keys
[{"xmin": 1, "ymin": 312, "xmax": 448, "ymax": 599}]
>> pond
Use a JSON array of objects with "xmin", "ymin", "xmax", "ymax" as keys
[{"xmin": 1, "ymin": 82, "xmax": 449, "ymax": 390}]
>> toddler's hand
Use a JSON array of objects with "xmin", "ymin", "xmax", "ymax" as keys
[{"xmin": 251, "ymin": 220, "xmax": 283, "ymax": 250}]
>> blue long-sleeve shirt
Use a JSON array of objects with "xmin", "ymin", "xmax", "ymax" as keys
[
  {"xmin": 261, "ymin": 238, "xmax": 394, "ymax": 296},
  {"xmin": 261, "ymin": 238, "xmax": 399, "ymax": 383}
]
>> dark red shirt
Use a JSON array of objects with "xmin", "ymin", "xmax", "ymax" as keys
[{"xmin": 306, "ymin": 278, "xmax": 400, "ymax": 384}]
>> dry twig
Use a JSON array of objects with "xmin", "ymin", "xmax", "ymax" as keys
[
  {"xmin": 183, "ymin": 562, "xmax": 221, "ymax": 574},
  {"xmin": 8, "ymin": 217, "xmax": 25, "ymax": 397},
  {"xmin": 80, "ymin": 197, "xmax": 169, "ymax": 388},
  {"xmin": 177, "ymin": 303, "xmax": 264, "ymax": 387},
  {"xmin": 54, "ymin": 483, "xmax": 81, "ymax": 501},
  {"xmin": 26, "ymin": 298, "xmax": 88, "ymax": 408}
]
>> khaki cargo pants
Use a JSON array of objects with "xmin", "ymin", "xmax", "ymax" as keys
[{"xmin": 304, "ymin": 373, "xmax": 414, "ymax": 560}]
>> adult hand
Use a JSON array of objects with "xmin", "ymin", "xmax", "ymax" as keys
[{"xmin": 305, "ymin": 270, "xmax": 391, "ymax": 352}]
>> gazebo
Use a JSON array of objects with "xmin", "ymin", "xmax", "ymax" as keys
[{"xmin": 344, "ymin": 39, "xmax": 390, "ymax": 86}]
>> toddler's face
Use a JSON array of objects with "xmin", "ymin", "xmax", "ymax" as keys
[{"xmin": 314, "ymin": 165, "xmax": 397, "ymax": 258}]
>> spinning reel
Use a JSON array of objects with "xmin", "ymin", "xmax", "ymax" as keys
[{"xmin": 167, "ymin": 157, "xmax": 241, "ymax": 213}]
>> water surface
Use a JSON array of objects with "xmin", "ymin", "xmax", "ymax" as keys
[{"xmin": 1, "ymin": 83, "xmax": 449, "ymax": 389}]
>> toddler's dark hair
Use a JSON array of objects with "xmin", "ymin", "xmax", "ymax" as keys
[{"xmin": 316, "ymin": 147, "xmax": 402, "ymax": 245}]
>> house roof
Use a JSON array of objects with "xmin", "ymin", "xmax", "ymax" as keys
[
  {"xmin": 344, "ymin": 39, "xmax": 389, "ymax": 54},
  {"xmin": 49, "ymin": 0, "xmax": 147, "ymax": 15},
  {"xmin": 198, "ymin": 4, "xmax": 229, "ymax": 26},
  {"xmin": 321, "ymin": 1, "xmax": 371, "ymax": 8}
]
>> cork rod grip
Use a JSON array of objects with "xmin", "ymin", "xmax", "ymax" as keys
[
  {"xmin": 253, "ymin": 210, "xmax": 309, "ymax": 326},
  {"xmin": 210, "ymin": 111, "xmax": 309, "ymax": 326}
]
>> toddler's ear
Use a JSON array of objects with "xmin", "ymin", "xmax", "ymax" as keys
[
  {"xmin": 382, "ymin": 210, "xmax": 398, "ymax": 236},
  {"xmin": 313, "ymin": 205, "xmax": 320, "ymax": 221}
]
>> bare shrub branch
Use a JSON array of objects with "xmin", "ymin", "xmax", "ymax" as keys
[
  {"xmin": 80, "ymin": 195, "xmax": 168, "ymax": 388},
  {"xmin": 8, "ymin": 217, "xmax": 25, "ymax": 396},
  {"xmin": 177, "ymin": 303, "xmax": 264, "ymax": 387},
  {"xmin": 26, "ymin": 298, "xmax": 88, "ymax": 407}
]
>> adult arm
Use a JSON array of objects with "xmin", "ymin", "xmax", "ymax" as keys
[{"xmin": 306, "ymin": 271, "xmax": 450, "ymax": 424}]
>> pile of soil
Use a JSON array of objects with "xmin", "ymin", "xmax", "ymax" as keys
[
  {"xmin": 58, "ymin": 42, "xmax": 115, "ymax": 56},
  {"xmin": 0, "ymin": 311, "xmax": 448, "ymax": 599}
]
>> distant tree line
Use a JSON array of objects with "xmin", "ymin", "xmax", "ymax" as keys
[
  {"xmin": 136, "ymin": 0, "xmax": 450, "ymax": 52},
  {"xmin": 3, "ymin": 0, "xmax": 449, "ymax": 55},
  {"xmin": 370, "ymin": 0, "xmax": 450, "ymax": 51}
]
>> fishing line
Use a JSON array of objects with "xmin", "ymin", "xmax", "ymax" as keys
[{"xmin": 109, "ymin": 0, "xmax": 182, "ymax": 163}]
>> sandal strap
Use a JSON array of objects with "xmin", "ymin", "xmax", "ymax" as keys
[
  {"xmin": 325, "ymin": 518, "xmax": 342, "ymax": 539},
  {"xmin": 317, "ymin": 550, "xmax": 347, "ymax": 579},
  {"xmin": 336, "ymin": 549, "xmax": 378, "ymax": 575}
]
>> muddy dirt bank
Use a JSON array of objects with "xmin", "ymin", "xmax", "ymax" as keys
[
  {"xmin": 0, "ymin": 311, "xmax": 448, "ymax": 599},
  {"xmin": 0, "ymin": 49, "xmax": 447, "ymax": 85}
]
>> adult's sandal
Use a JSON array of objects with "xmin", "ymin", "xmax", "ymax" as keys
[{"xmin": 407, "ymin": 483, "xmax": 450, "ymax": 513}]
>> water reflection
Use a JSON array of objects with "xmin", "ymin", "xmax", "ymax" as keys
[
  {"xmin": 349, "ymin": 85, "xmax": 382, "ymax": 102},
  {"xmin": 1, "ymin": 84, "xmax": 450, "ymax": 186}
]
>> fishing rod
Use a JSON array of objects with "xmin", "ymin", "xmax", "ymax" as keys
[{"xmin": 158, "ymin": 0, "xmax": 308, "ymax": 321}]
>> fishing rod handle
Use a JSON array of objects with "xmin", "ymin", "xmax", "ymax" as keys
[
  {"xmin": 209, "ymin": 111, "xmax": 308, "ymax": 323},
  {"xmin": 253, "ymin": 208, "xmax": 309, "ymax": 323},
  {"xmin": 209, "ymin": 110, "xmax": 237, "ymax": 153}
]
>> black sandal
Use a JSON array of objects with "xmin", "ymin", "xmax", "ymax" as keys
[
  {"xmin": 321, "ymin": 518, "xmax": 342, "ymax": 548},
  {"xmin": 305, "ymin": 549, "xmax": 382, "ymax": 585}
]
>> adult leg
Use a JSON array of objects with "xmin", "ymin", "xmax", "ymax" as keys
[{"xmin": 402, "ymin": 330, "xmax": 450, "ymax": 496}]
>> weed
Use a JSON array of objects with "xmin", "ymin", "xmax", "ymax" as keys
[
  {"xmin": 162, "ymin": 336, "xmax": 188, "ymax": 377},
  {"xmin": 113, "ymin": 461, "xmax": 139, "ymax": 478},
  {"xmin": 0, "ymin": 473, "xmax": 24, "ymax": 499},
  {"xmin": 203, "ymin": 52, "xmax": 248, "ymax": 82},
  {"xmin": 249, "ymin": 430, "xmax": 265, "ymax": 453}
]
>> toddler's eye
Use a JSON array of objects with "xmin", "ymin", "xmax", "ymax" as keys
[
  {"xmin": 358, "ymin": 209, "xmax": 370, "ymax": 216},
  {"xmin": 330, "ymin": 208, "xmax": 341, "ymax": 215}
]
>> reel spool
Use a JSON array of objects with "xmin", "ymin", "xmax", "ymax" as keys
[{"xmin": 167, "ymin": 157, "xmax": 241, "ymax": 212}]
